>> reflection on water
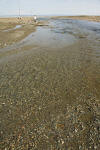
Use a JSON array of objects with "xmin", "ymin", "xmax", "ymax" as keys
[{"xmin": 21, "ymin": 26, "xmax": 77, "ymax": 48}]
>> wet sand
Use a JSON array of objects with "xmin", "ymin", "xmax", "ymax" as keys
[
  {"xmin": 0, "ymin": 18, "xmax": 100, "ymax": 150},
  {"xmin": 0, "ymin": 17, "xmax": 48, "ymax": 48}
]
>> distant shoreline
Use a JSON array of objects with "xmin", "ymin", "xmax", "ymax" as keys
[
  {"xmin": 0, "ymin": 15, "xmax": 100, "ymax": 22},
  {"xmin": 51, "ymin": 16, "xmax": 100, "ymax": 22}
]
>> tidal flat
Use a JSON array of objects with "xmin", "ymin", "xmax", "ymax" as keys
[{"xmin": 0, "ymin": 17, "xmax": 100, "ymax": 150}]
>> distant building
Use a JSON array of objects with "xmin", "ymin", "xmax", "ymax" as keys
[{"xmin": 33, "ymin": 15, "xmax": 37, "ymax": 22}]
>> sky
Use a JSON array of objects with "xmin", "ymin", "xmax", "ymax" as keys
[{"xmin": 0, "ymin": 0, "xmax": 100, "ymax": 16}]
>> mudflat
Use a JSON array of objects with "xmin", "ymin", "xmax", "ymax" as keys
[{"xmin": 0, "ymin": 17, "xmax": 100, "ymax": 150}]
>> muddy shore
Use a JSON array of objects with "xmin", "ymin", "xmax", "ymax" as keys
[{"xmin": 0, "ymin": 17, "xmax": 100, "ymax": 150}]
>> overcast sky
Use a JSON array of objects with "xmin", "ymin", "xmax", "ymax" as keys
[{"xmin": 0, "ymin": 0, "xmax": 100, "ymax": 16}]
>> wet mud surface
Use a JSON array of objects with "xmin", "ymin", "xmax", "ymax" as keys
[{"xmin": 0, "ymin": 19, "xmax": 100, "ymax": 150}]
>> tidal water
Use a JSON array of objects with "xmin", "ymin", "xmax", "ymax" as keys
[{"xmin": 0, "ymin": 18, "xmax": 100, "ymax": 150}]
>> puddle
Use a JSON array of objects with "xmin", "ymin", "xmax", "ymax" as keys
[{"xmin": 3, "ymin": 25, "xmax": 22, "ymax": 32}]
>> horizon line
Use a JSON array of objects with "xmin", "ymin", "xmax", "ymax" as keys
[{"xmin": 0, "ymin": 14, "xmax": 100, "ymax": 17}]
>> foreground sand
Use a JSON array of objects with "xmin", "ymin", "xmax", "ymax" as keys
[{"xmin": 0, "ymin": 18, "xmax": 100, "ymax": 149}]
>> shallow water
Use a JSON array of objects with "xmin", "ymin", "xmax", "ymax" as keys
[
  {"xmin": 0, "ymin": 18, "xmax": 100, "ymax": 150},
  {"xmin": 21, "ymin": 26, "xmax": 76, "ymax": 48},
  {"xmin": 1, "ymin": 18, "xmax": 100, "ymax": 53},
  {"xmin": 51, "ymin": 19, "xmax": 100, "ymax": 41}
]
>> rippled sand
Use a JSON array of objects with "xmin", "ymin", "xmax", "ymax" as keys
[{"xmin": 0, "ymin": 18, "xmax": 100, "ymax": 150}]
